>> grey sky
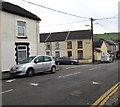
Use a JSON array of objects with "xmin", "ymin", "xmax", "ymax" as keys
[{"xmin": 4, "ymin": 0, "xmax": 119, "ymax": 34}]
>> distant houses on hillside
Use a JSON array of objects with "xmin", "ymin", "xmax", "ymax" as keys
[{"xmin": 93, "ymin": 39, "xmax": 119, "ymax": 61}]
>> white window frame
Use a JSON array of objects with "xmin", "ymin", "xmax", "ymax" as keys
[
  {"xmin": 67, "ymin": 41, "xmax": 72, "ymax": 49},
  {"xmin": 16, "ymin": 20, "xmax": 27, "ymax": 38},
  {"xmin": 55, "ymin": 51, "xmax": 60, "ymax": 58},
  {"xmin": 55, "ymin": 42, "xmax": 60, "ymax": 49},
  {"xmin": 46, "ymin": 42, "xmax": 51, "ymax": 50}
]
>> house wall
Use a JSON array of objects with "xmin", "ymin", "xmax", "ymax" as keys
[
  {"xmin": 83, "ymin": 40, "xmax": 92, "ymax": 60},
  {"xmin": 38, "ymin": 41, "xmax": 67, "ymax": 57},
  {"xmin": 52, "ymin": 41, "xmax": 67, "ymax": 57},
  {"xmin": 66, "ymin": 39, "xmax": 92, "ymax": 63},
  {"xmin": 96, "ymin": 42, "xmax": 109, "ymax": 56},
  {"xmin": 94, "ymin": 52, "xmax": 102, "ymax": 61},
  {"xmin": 39, "ymin": 39, "xmax": 92, "ymax": 63},
  {"xmin": 1, "ymin": 11, "xmax": 39, "ymax": 71},
  {"xmin": 38, "ymin": 43, "xmax": 46, "ymax": 55},
  {"xmin": 94, "ymin": 41, "xmax": 109, "ymax": 61}
]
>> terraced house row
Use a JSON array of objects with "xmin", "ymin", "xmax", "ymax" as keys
[{"xmin": 39, "ymin": 30, "xmax": 93, "ymax": 63}]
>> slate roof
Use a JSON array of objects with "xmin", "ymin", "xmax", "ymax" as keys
[
  {"xmin": 1, "ymin": 1, "xmax": 41, "ymax": 21},
  {"xmin": 94, "ymin": 49, "xmax": 102, "ymax": 52},
  {"xmin": 67, "ymin": 30, "xmax": 92, "ymax": 40},
  {"xmin": 40, "ymin": 33, "xmax": 50, "ymax": 43},
  {"xmin": 100, "ymin": 39, "xmax": 116, "ymax": 45},
  {"xmin": 47, "ymin": 32, "xmax": 69, "ymax": 42},
  {"xmin": 40, "ymin": 30, "xmax": 92, "ymax": 43},
  {"xmin": 93, "ymin": 41, "xmax": 103, "ymax": 48},
  {"xmin": 40, "ymin": 31, "xmax": 69, "ymax": 42}
]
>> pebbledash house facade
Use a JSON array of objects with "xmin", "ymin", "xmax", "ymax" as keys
[
  {"xmin": 39, "ymin": 30, "xmax": 93, "ymax": 63},
  {"xmin": 0, "ymin": 1, "xmax": 41, "ymax": 72}
]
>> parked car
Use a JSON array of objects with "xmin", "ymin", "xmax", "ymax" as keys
[
  {"xmin": 101, "ymin": 56, "xmax": 113, "ymax": 63},
  {"xmin": 55, "ymin": 57, "xmax": 79, "ymax": 65},
  {"xmin": 10, "ymin": 55, "xmax": 56, "ymax": 77}
]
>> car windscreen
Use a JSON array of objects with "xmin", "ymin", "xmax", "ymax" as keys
[{"xmin": 19, "ymin": 56, "xmax": 36, "ymax": 64}]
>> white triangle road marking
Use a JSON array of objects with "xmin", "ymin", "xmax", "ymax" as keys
[
  {"xmin": 30, "ymin": 83, "xmax": 39, "ymax": 86},
  {"xmin": 92, "ymin": 81, "xmax": 102, "ymax": 85}
]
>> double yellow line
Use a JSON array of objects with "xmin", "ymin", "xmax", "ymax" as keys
[{"xmin": 91, "ymin": 82, "xmax": 120, "ymax": 107}]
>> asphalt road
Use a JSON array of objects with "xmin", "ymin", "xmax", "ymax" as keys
[{"xmin": 1, "ymin": 60, "xmax": 119, "ymax": 106}]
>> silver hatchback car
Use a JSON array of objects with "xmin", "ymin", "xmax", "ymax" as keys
[
  {"xmin": 10, "ymin": 55, "xmax": 56, "ymax": 77},
  {"xmin": 101, "ymin": 56, "xmax": 113, "ymax": 63}
]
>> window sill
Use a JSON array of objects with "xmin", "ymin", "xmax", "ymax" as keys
[
  {"xmin": 46, "ymin": 49, "xmax": 51, "ymax": 50},
  {"xmin": 17, "ymin": 36, "xmax": 28, "ymax": 39},
  {"xmin": 78, "ymin": 47, "xmax": 83, "ymax": 49},
  {"xmin": 78, "ymin": 58, "xmax": 83, "ymax": 60}
]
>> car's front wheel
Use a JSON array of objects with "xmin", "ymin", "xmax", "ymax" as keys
[
  {"xmin": 51, "ymin": 66, "xmax": 56, "ymax": 73},
  {"xmin": 26, "ymin": 68, "xmax": 34, "ymax": 77}
]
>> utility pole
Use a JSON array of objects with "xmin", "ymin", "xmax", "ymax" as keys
[{"xmin": 90, "ymin": 18, "xmax": 95, "ymax": 63}]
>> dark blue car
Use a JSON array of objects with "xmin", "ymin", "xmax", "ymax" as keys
[{"xmin": 55, "ymin": 57, "xmax": 79, "ymax": 65}]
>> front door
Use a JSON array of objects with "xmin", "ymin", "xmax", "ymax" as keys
[{"xmin": 15, "ymin": 42, "xmax": 30, "ymax": 64}]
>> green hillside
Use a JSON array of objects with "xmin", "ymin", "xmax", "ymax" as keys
[{"xmin": 93, "ymin": 33, "xmax": 119, "ymax": 42}]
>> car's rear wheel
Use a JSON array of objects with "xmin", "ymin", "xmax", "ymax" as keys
[
  {"xmin": 71, "ymin": 62, "xmax": 74, "ymax": 65},
  {"xmin": 51, "ymin": 66, "xmax": 56, "ymax": 73},
  {"xmin": 57, "ymin": 62, "xmax": 60, "ymax": 65},
  {"xmin": 26, "ymin": 68, "xmax": 34, "ymax": 77}
]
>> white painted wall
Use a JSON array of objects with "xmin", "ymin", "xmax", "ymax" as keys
[
  {"xmin": 38, "ymin": 41, "xmax": 67, "ymax": 57},
  {"xmin": 38, "ymin": 43, "xmax": 46, "ymax": 55},
  {"xmin": 1, "ymin": 11, "xmax": 39, "ymax": 71}
]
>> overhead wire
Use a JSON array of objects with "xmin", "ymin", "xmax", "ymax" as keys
[
  {"xmin": 22, "ymin": 0, "xmax": 89, "ymax": 19},
  {"xmin": 41, "ymin": 20, "xmax": 90, "ymax": 26},
  {"xmin": 94, "ymin": 20, "xmax": 113, "ymax": 31},
  {"xmin": 95, "ymin": 16, "xmax": 118, "ymax": 21},
  {"xmin": 22, "ymin": 0, "xmax": 117, "ymax": 22},
  {"xmin": 22, "ymin": 0, "xmax": 117, "ymax": 32}
]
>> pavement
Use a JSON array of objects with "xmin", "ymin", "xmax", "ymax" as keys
[{"xmin": 1, "ymin": 66, "xmax": 120, "ymax": 106}]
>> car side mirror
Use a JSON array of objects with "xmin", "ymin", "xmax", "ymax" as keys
[{"xmin": 34, "ymin": 60, "xmax": 38, "ymax": 64}]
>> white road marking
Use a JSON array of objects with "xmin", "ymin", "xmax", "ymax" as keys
[
  {"xmin": 65, "ymin": 64, "xmax": 94, "ymax": 70},
  {"xmin": 0, "ymin": 89, "xmax": 14, "ymax": 94},
  {"xmin": 92, "ymin": 81, "xmax": 102, "ymax": 85},
  {"xmin": 89, "ymin": 63, "xmax": 113, "ymax": 71},
  {"xmin": 6, "ymin": 79, "xmax": 16, "ymax": 83},
  {"xmin": 30, "ymin": 83, "xmax": 39, "ymax": 86},
  {"xmin": 58, "ymin": 72, "xmax": 81, "ymax": 78},
  {"xmin": 89, "ymin": 66, "xmax": 102, "ymax": 70},
  {"xmin": 66, "ymin": 67, "xmax": 71, "ymax": 70},
  {"xmin": 66, "ymin": 66, "xmax": 80, "ymax": 70},
  {"xmin": 73, "ymin": 72, "xmax": 81, "ymax": 75},
  {"xmin": 89, "ymin": 68, "xmax": 96, "ymax": 70}
]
